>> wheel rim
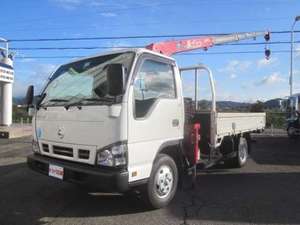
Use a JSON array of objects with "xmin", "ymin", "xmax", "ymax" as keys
[
  {"xmin": 288, "ymin": 127, "xmax": 295, "ymax": 136},
  {"xmin": 154, "ymin": 165, "xmax": 174, "ymax": 199},
  {"xmin": 238, "ymin": 137, "xmax": 248, "ymax": 164}
]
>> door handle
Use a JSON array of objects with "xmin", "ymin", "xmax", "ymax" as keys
[{"xmin": 172, "ymin": 119, "xmax": 179, "ymax": 127}]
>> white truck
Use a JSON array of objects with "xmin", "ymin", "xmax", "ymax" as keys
[{"xmin": 26, "ymin": 32, "xmax": 267, "ymax": 208}]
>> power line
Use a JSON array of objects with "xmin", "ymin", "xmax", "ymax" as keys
[
  {"xmin": 11, "ymin": 46, "xmax": 142, "ymax": 50},
  {"xmin": 14, "ymin": 49, "xmax": 300, "ymax": 59},
  {"xmin": 223, "ymin": 40, "xmax": 300, "ymax": 46},
  {"xmin": 16, "ymin": 56, "xmax": 83, "ymax": 59},
  {"xmin": 7, "ymin": 17, "xmax": 291, "ymax": 33},
  {"xmin": 180, "ymin": 50, "xmax": 298, "ymax": 55},
  {"xmin": 8, "ymin": 30, "xmax": 300, "ymax": 42},
  {"xmin": 10, "ymin": 40, "xmax": 300, "ymax": 51},
  {"xmin": 6, "ymin": 33, "xmax": 232, "ymax": 42}
]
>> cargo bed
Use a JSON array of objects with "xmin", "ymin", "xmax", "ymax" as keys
[{"xmin": 216, "ymin": 112, "xmax": 265, "ymax": 138}]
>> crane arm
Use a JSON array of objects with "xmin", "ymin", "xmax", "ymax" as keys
[{"xmin": 146, "ymin": 31, "xmax": 270, "ymax": 56}]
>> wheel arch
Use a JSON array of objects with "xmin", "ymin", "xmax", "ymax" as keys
[
  {"xmin": 155, "ymin": 140, "xmax": 182, "ymax": 164},
  {"xmin": 220, "ymin": 132, "xmax": 252, "ymax": 156}
]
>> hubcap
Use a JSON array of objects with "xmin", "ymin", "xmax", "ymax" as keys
[
  {"xmin": 238, "ymin": 137, "xmax": 248, "ymax": 164},
  {"xmin": 154, "ymin": 165, "xmax": 174, "ymax": 198}
]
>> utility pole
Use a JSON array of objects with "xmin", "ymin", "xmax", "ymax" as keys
[{"xmin": 290, "ymin": 16, "xmax": 300, "ymax": 97}]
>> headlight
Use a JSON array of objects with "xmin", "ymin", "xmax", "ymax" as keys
[
  {"xmin": 96, "ymin": 143, "xmax": 127, "ymax": 167},
  {"xmin": 97, "ymin": 150, "xmax": 114, "ymax": 167},
  {"xmin": 32, "ymin": 140, "xmax": 40, "ymax": 153}
]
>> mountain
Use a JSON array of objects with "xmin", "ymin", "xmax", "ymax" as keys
[
  {"xmin": 186, "ymin": 98, "xmax": 283, "ymax": 112},
  {"xmin": 217, "ymin": 101, "xmax": 251, "ymax": 110},
  {"xmin": 264, "ymin": 98, "xmax": 283, "ymax": 109},
  {"xmin": 13, "ymin": 97, "xmax": 25, "ymax": 105}
]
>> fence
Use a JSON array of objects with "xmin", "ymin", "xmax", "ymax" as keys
[
  {"xmin": 12, "ymin": 117, "xmax": 32, "ymax": 124},
  {"xmin": 266, "ymin": 111, "xmax": 287, "ymax": 129}
]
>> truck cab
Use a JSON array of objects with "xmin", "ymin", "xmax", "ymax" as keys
[{"xmin": 27, "ymin": 48, "xmax": 185, "ymax": 208}]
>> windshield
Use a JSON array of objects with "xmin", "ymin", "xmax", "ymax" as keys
[{"xmin": 40, "ymin": 52, "xmax": 135, "ymax": 107}]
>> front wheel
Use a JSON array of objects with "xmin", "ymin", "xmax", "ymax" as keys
[{"xmin": 143, "ymin": 154, "xmax": 178, "ymax": 209}]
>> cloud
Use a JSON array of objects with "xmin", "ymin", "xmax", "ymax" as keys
[
  {"xmin": 256, "ymin": 57, "xmax": 278, "ymax": 68},
  {"xmin": 50, "ymin": 0, "xmax": 120, "ymax": 11},
  {"xmin": 51, "ymin": 0, "xmax": 82, "ymax": 10},
  {"xmin": 100, "ymin": 12, "xmax": 117, "ymax": 17},
  {"xmin": 241, "ymin": 83, "xmax": 251, "ymax": 89},
  {"xmin": 18, "ymin": 58, "xmax": 37, "ymax": 63},
  {"xmin": 295, "ymin": 44, "xmax": 300, "ymax": 58},
  {"xmin": 229, "ymin": 73, "xmax": 237, "ymax": 79},
  {"xmin": 294, "ymin": 69, "xmax": 300, "ymax": 76},
  {"xmin": 13, "ymin": 81, "xmax": 29, "ymax": 98},
  {"xmin": 13, "ymin": 63, "xmax": 56, "ymax": 97},
  {"xmin": 255, "ymin": 72, "xmax": 286, "ymax": 86},
  {"xmin": 182, "ymin": 80, "xmax": 211, "ymax": 100},
  {"xmin": 218, "ymin": 60, "xmax": 252, "ymax": 79},
  {"xmin": 106, "ymin": 40, "xmax": 133, "ymax": 51}
]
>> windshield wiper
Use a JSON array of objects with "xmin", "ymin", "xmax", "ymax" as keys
[
  {"xmin": 82, "ymin": 97, "xmax": 114, "ymax": 102},
  {"xmin": 49, "ymin": 98, "xmax": 69, "ymax": 102},
  {"xmin": 64, "ymin": 97, "xmax": 114, "ymax": 110},
  {"xmin": 39, "ymin": 98, "xmax": 69, "ymax": 109}
]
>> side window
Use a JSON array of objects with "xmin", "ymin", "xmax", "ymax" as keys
[{"xmin": 133, "ymin": 59, "xmax": 176, "ymax": 118}]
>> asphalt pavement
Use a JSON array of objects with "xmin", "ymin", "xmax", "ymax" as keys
[{"xmin": 0, "ymin": 135, "xmax": 300, "ymax": 225}]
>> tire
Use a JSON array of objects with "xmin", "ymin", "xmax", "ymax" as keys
[
  {"xmin": 143, "ymin": 154, "xmax": 178, "ymax": 209},
  {"xmin": 228, "ymin": 136, "xmax": 249, "ymax": 168},
  {"xmin": 287, "ymin": 126, "xmax": 297, "ymax": 139},
  {"xmin": 236, "ymin": 136, "xmax": 249, "ymax": 167}
]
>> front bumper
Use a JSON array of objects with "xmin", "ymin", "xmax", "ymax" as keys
[{"xmin": 27, "ymin": 154, "xmax": 129, "ymax": 192}]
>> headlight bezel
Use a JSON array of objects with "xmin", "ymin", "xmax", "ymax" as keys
[{"xmin": 96, "ymin": 141, "xmax": 128, "ymax": 168}]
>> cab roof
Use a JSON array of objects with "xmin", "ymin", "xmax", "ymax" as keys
[{"xmin": 62, "ymin": 48, "xmax": 175, "ymax": 66}]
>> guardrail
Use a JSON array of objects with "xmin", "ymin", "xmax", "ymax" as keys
[{"xmin": 12, "ymin": 117, "xmax": 32, "ymax": 124}]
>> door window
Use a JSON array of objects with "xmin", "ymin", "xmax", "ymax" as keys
[{"xmin": 133, "ymin": 59, "xmax": 176, "ymax": 118}]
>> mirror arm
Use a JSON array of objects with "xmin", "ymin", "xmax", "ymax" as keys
[{"xmin": 35, "ymin": 93, "xmax": 46, "ymax": 110}]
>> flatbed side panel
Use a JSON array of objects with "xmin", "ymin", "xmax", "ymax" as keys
[{"xmin": 216, "ymin": 113, "xmax": 266, "ymax": 138}]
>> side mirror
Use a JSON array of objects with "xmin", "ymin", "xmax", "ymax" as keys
[
  {"xmin": 106, "ymin": 64, "xmax": 125, "ymax": 97},
  {"xmin": 25, "ymin": 85, "xmax": 34, "ymax": 106}
]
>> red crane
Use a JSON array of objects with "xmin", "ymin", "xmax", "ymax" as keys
[{"xmin": 146, "ymin": 31, "xmax": 270, "ymax": 57}]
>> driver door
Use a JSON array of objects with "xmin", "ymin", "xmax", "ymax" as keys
[{"xmin": 127, "ymin": 54, "xmax": 183, "ymax": 182}]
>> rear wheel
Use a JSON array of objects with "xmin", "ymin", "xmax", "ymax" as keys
[
  {"xmin": 227, "ymin": 136, "xmax": 249, "ymax": 168},
  {"xmin": 237, "ymin": 137, "xmax": 248, "ymax": 167},
  {"xmin": 287, "ymin": 126, "xmax": 297, "ymax": 139},
  {"xmin": 143, "ymin": 154, "xmax": 178, "ymax": 209}
]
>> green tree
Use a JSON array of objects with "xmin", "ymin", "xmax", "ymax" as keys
[{"xmin": 250, "ymin": 101, "xmax": 265, "ymax": 112}]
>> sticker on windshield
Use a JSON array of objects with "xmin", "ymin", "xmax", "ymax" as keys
[{"xmin": 37, "ymin": 127, "xmax": 42, "ymax": 138}]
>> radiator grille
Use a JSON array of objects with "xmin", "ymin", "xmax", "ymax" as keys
[
  {"xmin": 78, "ymin": 149, "xmax": 90, "ymax": 159},
  {"xmin": 53, "ymin": 145, "xmax": 73, "ymax": 157},
  {"xmin": 42, "ymin": 143, "xmax": 49, "ymax": 153}
]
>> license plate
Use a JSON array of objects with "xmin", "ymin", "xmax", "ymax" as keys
[{"xmin": 49, "ymin": 164, "xmax": 64, "ymax": 180}]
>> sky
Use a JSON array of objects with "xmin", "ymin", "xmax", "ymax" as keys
[{"xmin": 1, "ymin": 0, "xmax": 300, "ymax": 102}]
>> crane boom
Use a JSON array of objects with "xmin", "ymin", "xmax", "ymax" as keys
[{"xmin": 146, "ymin": 31, "xmax": 270, "ymax": 56}]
